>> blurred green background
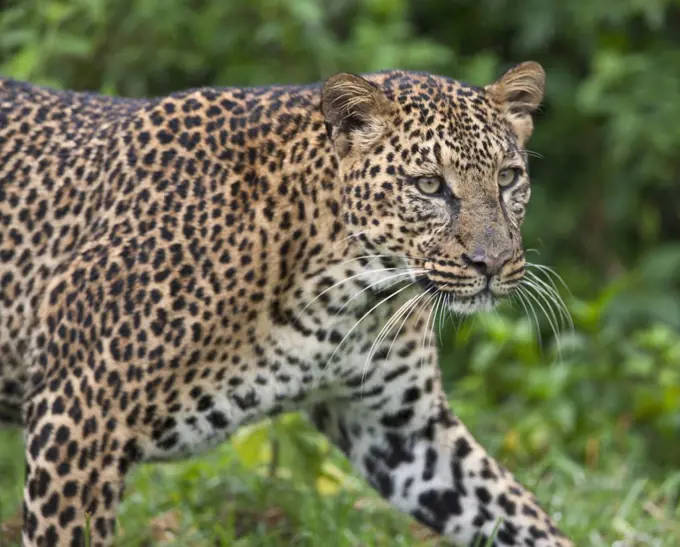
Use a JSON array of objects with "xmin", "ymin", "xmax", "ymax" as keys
[{"xmin": 0, "ymin": 0, "xmax": 679, "ymax": 545}]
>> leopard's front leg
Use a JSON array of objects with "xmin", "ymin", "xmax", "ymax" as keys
[{"xmin": 308, "ymin": 331, "xmax": 573, "ymax": 546}]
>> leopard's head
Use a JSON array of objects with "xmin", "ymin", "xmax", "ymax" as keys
[{"xmin": 322, "ymin": 62, "xmax": 545, "ymax": 313}]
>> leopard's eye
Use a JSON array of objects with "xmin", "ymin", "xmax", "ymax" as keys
[
  {"xmin": 498, "ymin": 167, "xmax": 521, "ymax": 187},
  {"xmin": 415, "ymin": 176, "xmax": 445, "ymax": 195}
]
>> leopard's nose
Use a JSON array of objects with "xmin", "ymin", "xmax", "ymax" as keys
[{"xmin": 462, "ymin": 249, "xmax": 513, "ymax": 277}]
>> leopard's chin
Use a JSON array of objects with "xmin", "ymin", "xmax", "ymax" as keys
[
  {"xmin": 417, "ymin": 278, "xmax": 501, "ymax": 315},
  {"xmin": 446, "ymin": 290, "xmax": 499, "ymax": 315}
]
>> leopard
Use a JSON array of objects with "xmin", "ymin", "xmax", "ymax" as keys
[{"xmin": 0, "ymin": 60, "xmax": 574, "ymax": 547}]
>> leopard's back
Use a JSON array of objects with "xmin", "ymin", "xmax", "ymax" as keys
[{"xmin": 0, "ymin": 80, "xmax": 151, "ymax": 422}]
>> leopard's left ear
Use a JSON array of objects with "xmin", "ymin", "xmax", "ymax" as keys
[
  {"xmin": 486, "ymin": 61, "xmax": 545, "ymax": 144},
  {"xmin": 321, "ymin": 73, "xmax": 392, "ymax": 157}
]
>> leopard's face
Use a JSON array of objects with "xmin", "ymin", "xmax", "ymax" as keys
[{"xmin": 322, "ymin": 62, "xmax": 545, "ymax": 314}]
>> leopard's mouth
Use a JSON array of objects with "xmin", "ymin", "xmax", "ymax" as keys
[{"xmin": 417, "ymin": 277, "xmax": 501, "ymax": 314}]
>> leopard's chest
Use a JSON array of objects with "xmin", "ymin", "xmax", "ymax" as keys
[{"xmin": 138, "ymin": 261, "xmax": 413, "ymax": 462}]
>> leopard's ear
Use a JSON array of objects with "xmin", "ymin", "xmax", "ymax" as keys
[
  {"xmin": 321, "ymin": 73, "xmax": 392, "ymax": 157},
  {"xmin": 486, "ymin": 61, "xmax": 545, "ymax": 144}
]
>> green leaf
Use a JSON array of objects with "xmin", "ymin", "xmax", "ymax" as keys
[{"xmin": 232, "ymin": 422, "xmax": 271, "ymax": 470}]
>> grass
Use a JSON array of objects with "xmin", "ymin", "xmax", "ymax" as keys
[{"xmin": 1, "ymin": 415, "xmax": 678, "ymax": 547}]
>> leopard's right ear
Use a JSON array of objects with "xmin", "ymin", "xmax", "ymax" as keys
[
  {"xmin": 486, "ymin": 61, "xmax": 545, "ymax": 145},
  {"xmin": 321, "ymin": 73, "xmax": 392, "ymax": 157}
]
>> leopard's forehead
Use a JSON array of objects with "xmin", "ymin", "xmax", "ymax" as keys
[{"xmin": 366, "ymin": 71, "xmax": 522, "ymax": 171}]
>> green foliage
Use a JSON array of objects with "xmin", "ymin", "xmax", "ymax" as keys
[
  {"xmin": 440, "ymin": 292, "xmax": 680, "ymax": 470},
  {"xmin": 1, "ymin": 0, "xmax": 679, "ymax": 544}
]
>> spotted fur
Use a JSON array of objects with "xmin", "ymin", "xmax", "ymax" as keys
[{"xmin": 0, "ymin": 62, "xmax": 573, "ymax": 546}]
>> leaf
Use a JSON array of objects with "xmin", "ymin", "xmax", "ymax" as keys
[
  {"xmin": 638, "ymin": 244, "xmax": 680, "ymax": 286},
  {"xmin": 470, "ymin": 342, "xmax": 502, "ymax": 373},
  {"xmin": 0, "ymin": 29, "xmax": 35, "ymax": 49},
  {"xmin": 54, "ymin": 35, "xmax": 93, "ymax": 57},
  {"xmin": 44, "ymin": 1, "xmax": 75, "ymax": 24},
  {"xmin": 1, "ymin": 46, "xmax": 40, "ymax": 79},
  {"xmin": 231, "ymin": 422, "xmax": 271, "ymax": 470}
]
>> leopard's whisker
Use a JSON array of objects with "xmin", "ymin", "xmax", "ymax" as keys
[
  {"xmin": 515, "ymin": 285, "xmax": 543, "ymax": 352},
  {"xmin": 434, "ymin": 285, "xmax": 449, "ymax": 347},
  {"xmin": 425, "ymin": 291, "xmax": 442, "ymax": 365},
  {"xmin": 323, "ymin": 280, "xmax": 419, "ymax": 371},
  {"xmin": 296, "ymin": 267, "xmax": 411, "ymax": 320},
  {"xmin": 522, "ymin": 278, "xmax": 562, "ymax": 336},
  {"xmin": 385, "ymin": 289, "xmax": 431, "ymax": 361},
  {"xmin": 526, "ymin": 262, "xmax": 572, "ymax": 296},
  {"xmin": 333, "ymin": 268, "xmax": 427, "ymax": 318},
  {"xmin": 360, "ymin": 291, "xmax": 424, "ymax": 396},
  {"xmin": 418, "ymin": 289, "xmax": 440, "ymax": 371},
  {"xmin": 525, "ymin": 270, "xmax": 573, "ymax": 333},
  {"xmin": 520, "ymin": 280, "xmax": 562, "ymax": 361}
]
